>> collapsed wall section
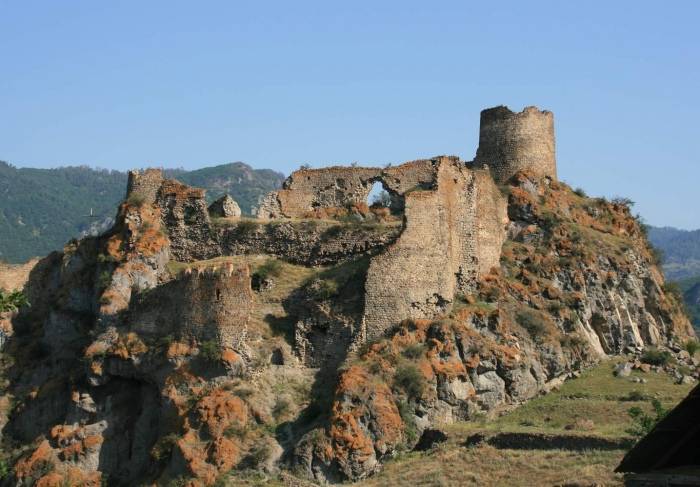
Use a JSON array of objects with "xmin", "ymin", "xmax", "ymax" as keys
[
  {"xmin": 256, "ymin": 159, "xmax": 440, "ymax": 219},
  {"xmin": 362, "ymin": 159, "xmax": 507, "ymax": 340},
  {"xmin": 126, "ymin": 169, "xmax": 219, "ymax": 261},
  {"xmin": 156, "ymin": 178, "xmax": 217, "ymax": 260}
]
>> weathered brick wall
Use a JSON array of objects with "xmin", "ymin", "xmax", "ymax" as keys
[
  {"xmin": 131, "ymin": 266, "xmax": 253, "ymax": 351},
  {"xmin": 475, "ymin": 106, "xmax": 556, "ymax": 183},
  {"xmin": 362, "ymin": 158, "xmax": 507, "ymax": 340}
]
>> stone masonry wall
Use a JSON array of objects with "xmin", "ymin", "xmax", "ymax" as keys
[
  {"xmin": 126, "ymin": 169, "xmax": 165, "ymax": 205},
  {"xmin": 362, "ymin": 158, "xmax": 508, "ymax": 340},
  {"xmin": 475, "ymin": 106, "xmax": 556, "ymax": 183},
  {"xmin": 0, "ymin": 259, "xmax": 39, "ymax": 292},
  {"xmin": 131, "ymin": 266, "xmax": 253, "ymax": 351},
  {"xmin": 474, "ymin": 169, "xmax": 509, "ymax": 275},
  {"xmin": 155, "ymin": 178, "xmax": 218, "ymax": 261},
  {"xmin": 257, "ymin": 159, "xmax": 439, "ymax": 219}
]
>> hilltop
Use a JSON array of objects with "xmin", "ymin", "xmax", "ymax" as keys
[
  {"xmin": 0, "ymin": 161, "xmax": 284, "ymax": 263},
  {"xmin": 0, "ymin": 106, "xmax": 695, "ymax": 486}
]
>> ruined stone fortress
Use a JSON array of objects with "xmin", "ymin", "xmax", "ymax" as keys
[
  {"xmin": 126, "ymin": 105, "xmax": 556, "ymax": 348},
  {"xmin": 255, "ymin": 105, "xmax": 556, "ymax": 340}
]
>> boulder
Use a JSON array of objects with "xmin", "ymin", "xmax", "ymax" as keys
[
  {"xmin": 208, "ymin": 194, "xmax": 241, "ymax": 218},
  {"xmin": 613, "ymin": 362, "xmax": 632, "ymax": 377}
]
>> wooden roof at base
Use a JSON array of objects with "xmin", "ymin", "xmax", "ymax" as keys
[{"xmin": 617, "ymin": 384, "xmax": 700, "ymax": 472}]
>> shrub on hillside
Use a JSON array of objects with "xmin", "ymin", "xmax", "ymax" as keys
[
  {"xmin": 640, "ymin": 347, "xmax": 673, "ymax": 366},
  {"xmin": 254, "ymin": 259, "xmax": 283, "ymax": 281},
  {"xmin": 397, "ymin": 399, "xmax": 418, "ymax": 445},
  {"xmin": 199, "ymin": 340, "xmax": 223, "ymax": 363},
  {"xmin": 126, "ymin": 193, "xmax": 146, "ymax": 208},
  {"xmin": 516, "ymin": 309, "xmax": 547, "ymax": 339},
  {"xmin": 394, "ymin": 364, "xmax": 426, "ymax": 400},
  {"xmin": 627, "ymin": 398, "xmax": 667, "ymax": 437},
  {"xmin": 314, "ymin": 279, "xmax": 339, "ymax": 300},
  {"xmin": 402, "ymin": 343, "xmax": 426, "ymax": 360},
  {"xmin": 684, "ymin": 339, "xmax": 700, "ymax": 356},
  {"xmin": 236, "ymin": 219, "xmax": 260, "ymax": 236},
  {"xmin": 0, "ymin": 289, "xmax": 29, "ymax": 312}
]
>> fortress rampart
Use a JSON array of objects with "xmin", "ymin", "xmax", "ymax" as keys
[
  {"xmin": 475, "ymin": 105, "xmax": 556, "ymax": 183},
  {"xmin": 131, "ymin": 265, "xmax": 253, "ymax": 351},
  {"xmin": 257, "ymin": 159, "xmax": 439, "ymax": 219},
  {"xmin": 361, "ymin": 157, "xmax": 507, "ymax": 339},
  {"xmin": 134, "ymin": 105, "xmax": 553, "ymax": 344}
]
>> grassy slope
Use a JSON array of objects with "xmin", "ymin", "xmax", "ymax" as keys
[
  {"xmin": 218, "ymin": 358, "xmax": 694, "ymax": 486},
  {"xmin": 360, "ymin": 358, "xmax": 693, "ymax": 487}
]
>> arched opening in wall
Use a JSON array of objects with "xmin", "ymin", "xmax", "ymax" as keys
[{"xmin": 366, "ymin": 180, "xmax": 403, "ymax": 223}]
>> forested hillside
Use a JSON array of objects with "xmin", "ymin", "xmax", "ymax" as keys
[
  {"xmin": 648, "ymin": 226, "xmax": 700, "ymax": 331},
  {"xmin": 0, "ymin": 161, "xmax": 283, "ymax": 263},
  {"xmin": 648, "ymin": 226, "xmax": 700, "ymax": 281}
]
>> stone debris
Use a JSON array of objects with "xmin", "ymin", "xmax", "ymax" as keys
[{"xmin": 208, "ymin": 194, "xmax": 241, "ymax": 218}]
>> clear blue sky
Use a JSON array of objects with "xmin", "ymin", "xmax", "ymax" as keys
[{"xmin": 1, "ymin": 1, "xmax": 698, "ymax": 228}]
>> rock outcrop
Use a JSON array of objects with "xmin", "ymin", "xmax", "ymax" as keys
[{"xmin": 208, "ymin": 195, "xmax": 241, "ymax": 219}]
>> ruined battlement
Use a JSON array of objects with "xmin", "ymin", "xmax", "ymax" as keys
[
  {"xmin": 126, "ymin": 168, "xmax": 164, "ymax": 205},
  {"xmin": 257, "ymin": 157, "xmax": 443, "ymax": 219},
  {"xmin": 475, "ymin": 105, "xmax": 556, "ymax": 183}
]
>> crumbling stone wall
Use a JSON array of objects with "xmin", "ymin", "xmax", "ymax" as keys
[
  {"xmin": 475, "ymin": 106, "xmax": 556, "ymax": 183},
  {"xmin": 124, "ymin": 169, "xmax": 218, "ymax": 261},
  {"xmin": 0, "ymin": 259, "xmax": 38, "ymax": 292},
  {"xmin": 126, "ymin": 169, "xmax": 164, "ymax": 205},
  {"xmin": 362, "ymin": 158, "xmax": 508, "ymax": 340},
  {"xmin": 131, "ymin": 266, "xmax": 253, "ymax": 351},
  {"xmin": 257, "ymin": 160, "xmax": 439, "ymax": 219}
]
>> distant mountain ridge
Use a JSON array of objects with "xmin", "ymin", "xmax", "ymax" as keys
[
  {"xmin": 648, "ymin": 226, "xmax": 700, "ymax": 281},
  {"xmin": 647, "ymin": 226, "xmax": 700, "ymax": 331},
  {"xmin": 0, "ymin": 161, "xmax": 284, "ymax": 263}
]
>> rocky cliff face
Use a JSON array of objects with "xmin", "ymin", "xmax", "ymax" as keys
[
  {"xmin": 0, "ymin": 167, "xmax": 693, "ymax": 486},
  {"xmin": 291, "ymin": 172, "xmax": 694, "ymax": 482}
]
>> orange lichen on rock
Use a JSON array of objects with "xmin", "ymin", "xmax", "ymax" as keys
[
  {"xmin": 195, "ymin": 389, "xmax": 248, "ymax": 437},
  {"xmin": 327, "ymin": 364, "xmax": 404, "ymax": 472},
  {"xmin": 167, "ymin": 341, "xmax": 193, "ymax": 359},
  {"xmin": 221, "ymin": 348, "xmax": 242, "ymax": 365},
  {"xmin": 110, "ymin": 332, "xmax": 148, "ymax": 359},
  {"xmin": 15, "ymin": 439, "xmax": 56, "ymax": 480},
  {"xmin": 207, "ymin": 436, "xmax": 240, "ymax": 471},
  {"xmin": 173, "ymin": 430, "xmax": 218, "ymax": 486},
  {"xmin": 84, "ymin": 340, "xmax": 109, "ymax": 358},
  {"xmin": 35, "ymin": 468, "xmax": 101, "ymax": 487}
]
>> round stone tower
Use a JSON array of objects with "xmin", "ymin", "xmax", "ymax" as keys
[{"xmin": 475, "ymin": 105, "xmax": 556, "ymax": 183}]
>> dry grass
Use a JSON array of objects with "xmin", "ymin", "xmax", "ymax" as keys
[
  {"xmin": 364, "ymin": 444, "xmax": 622, "ymax": 487},
  {"xmin": 214, "ymin": 358, "xmax": 693, "ymax": 486},
  {"xmin": 363, "ymin": 357, "xmax": 693, "ymax": 487}
]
